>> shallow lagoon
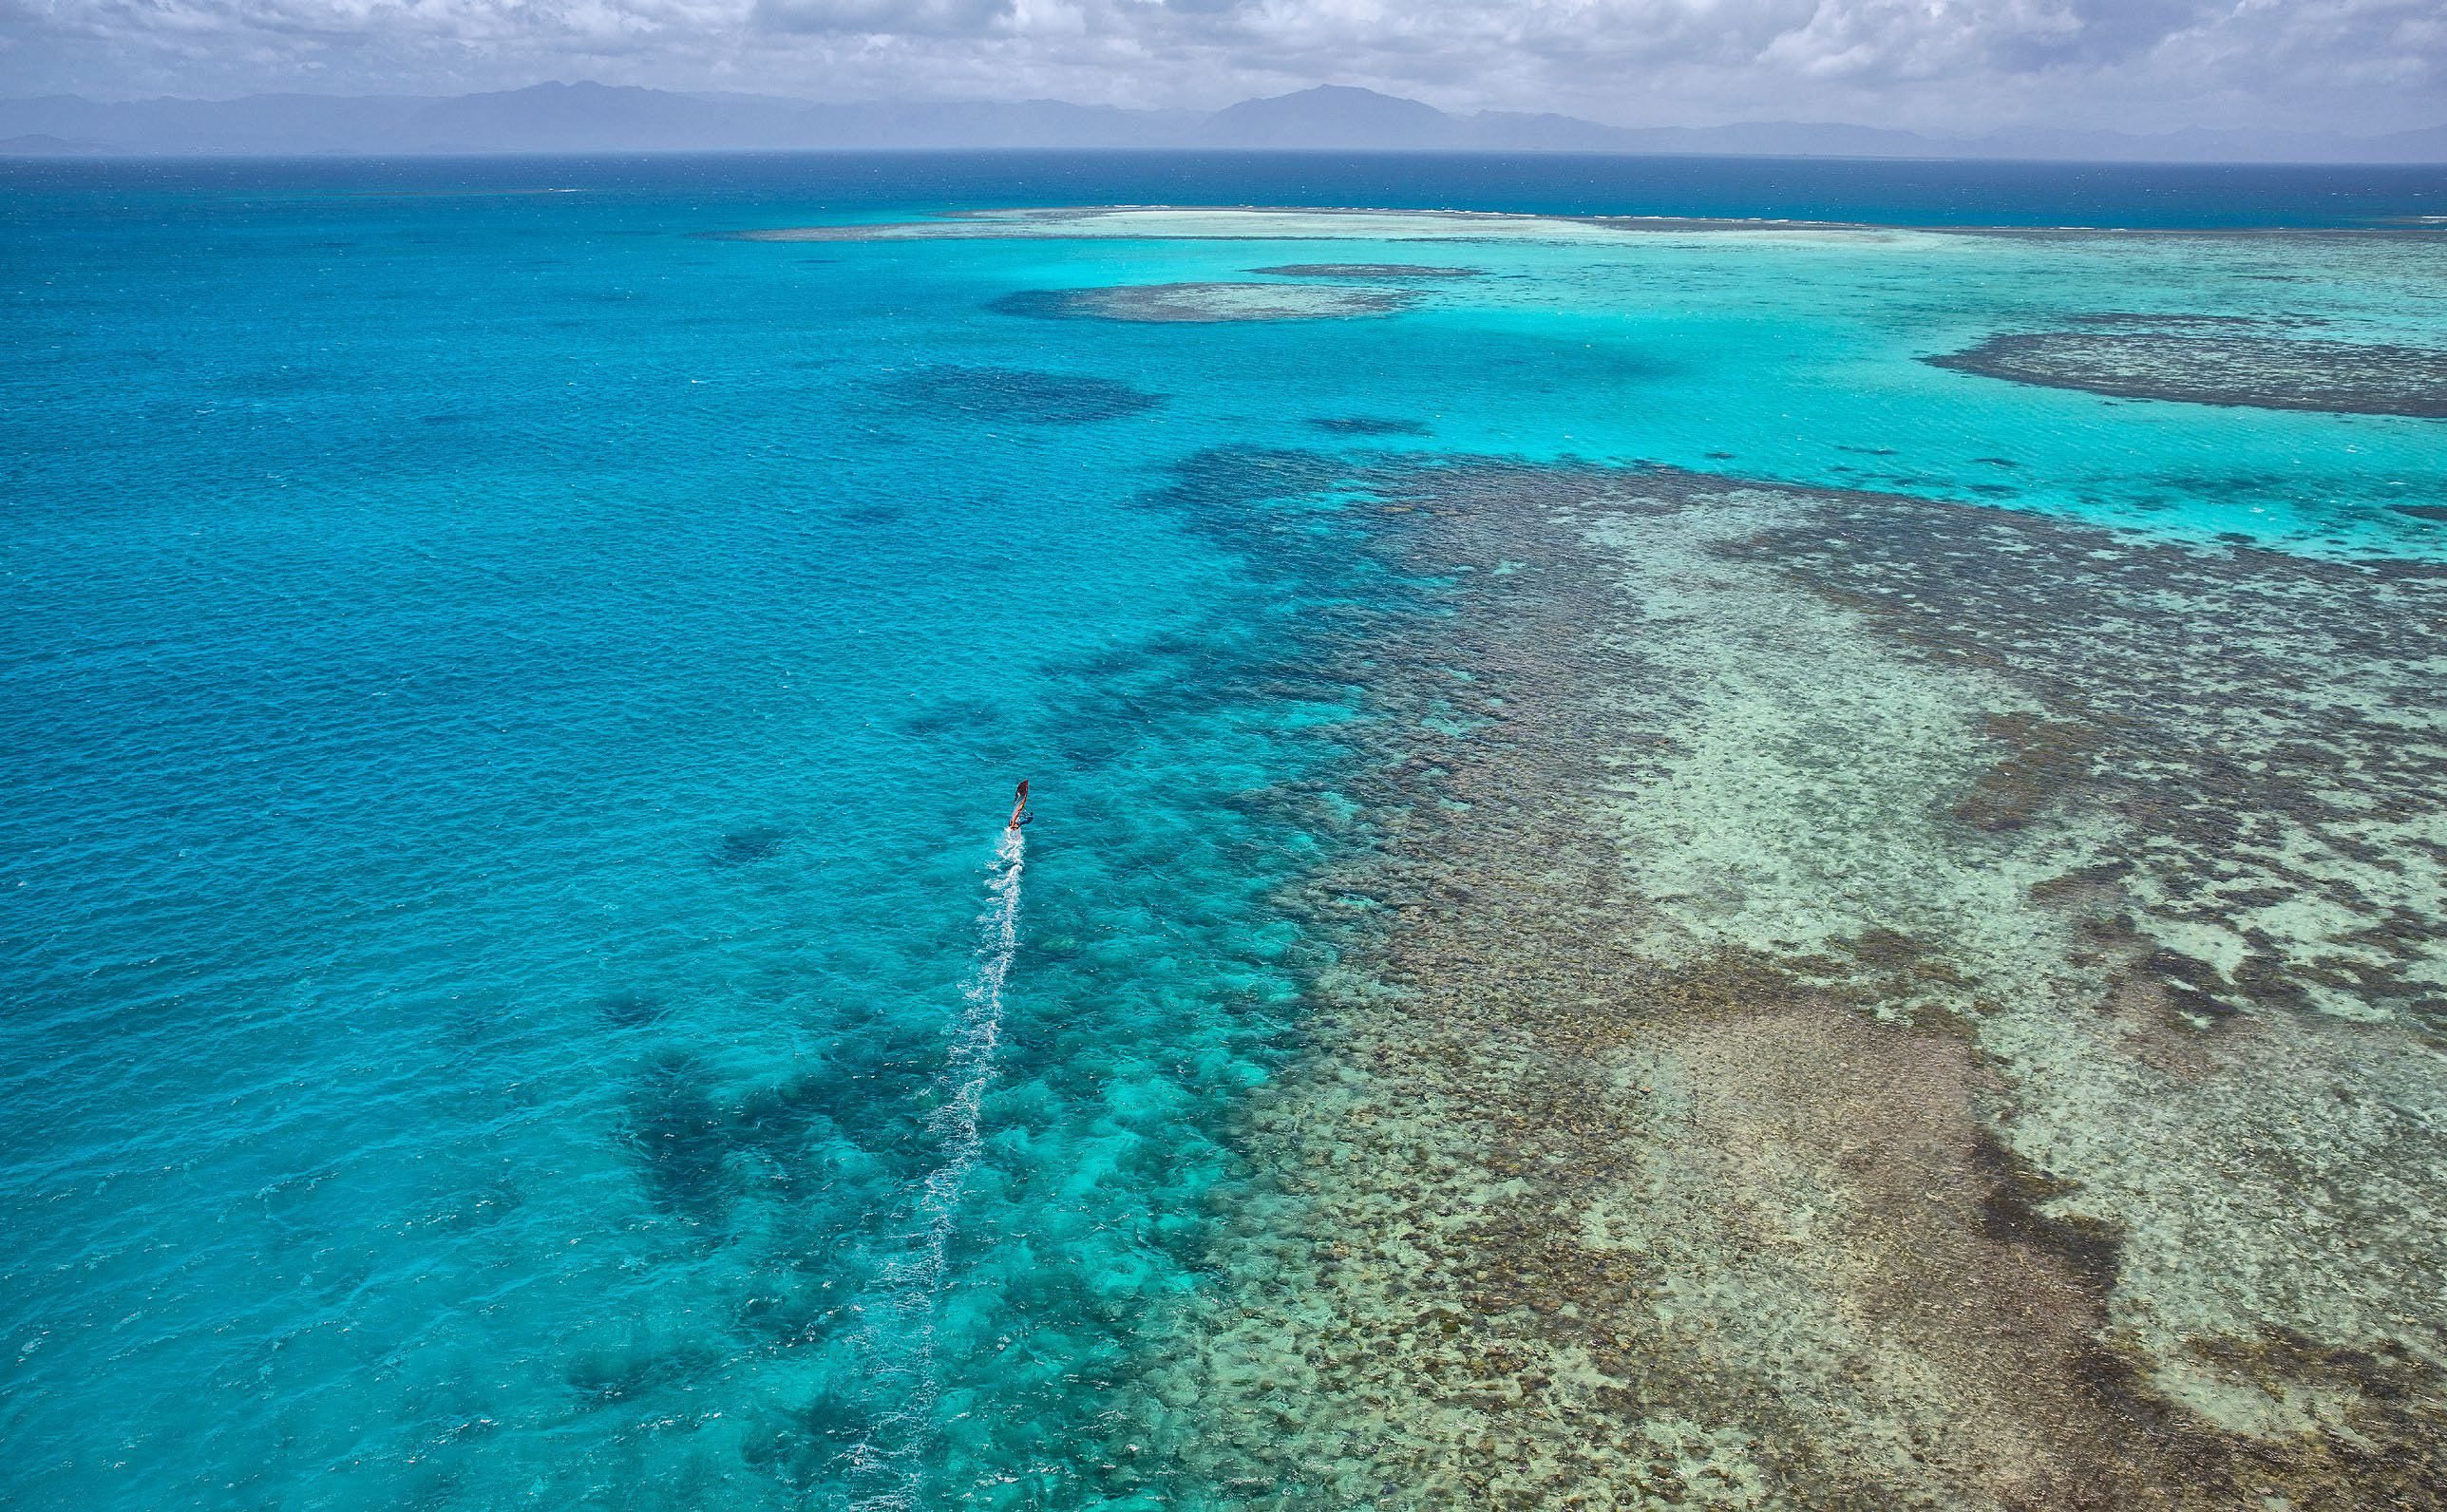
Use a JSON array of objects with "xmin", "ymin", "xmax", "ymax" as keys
[{"xmin": 3, "ymin": 158, "xmax": 2444, "ymax": 1510}]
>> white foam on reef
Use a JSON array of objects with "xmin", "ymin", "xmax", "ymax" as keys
[{"xmin": 846, "ymin": 823, "xmax": 1025, "ymax": 1511}]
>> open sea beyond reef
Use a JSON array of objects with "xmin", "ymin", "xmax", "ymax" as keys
[{"xmin": 6, "ymin": 153, "xmax": 2447, "ymax": 1511}]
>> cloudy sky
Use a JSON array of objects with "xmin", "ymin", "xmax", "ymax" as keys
[{"xmin": 4, "ymin": 0, "xmax": 2443, "ymax": 135}]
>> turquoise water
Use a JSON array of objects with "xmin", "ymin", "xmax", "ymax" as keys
[{"xmin": 3, "ymin": 156, "xmax": 2445, "ymax": 1511}]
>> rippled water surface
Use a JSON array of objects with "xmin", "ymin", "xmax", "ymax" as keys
[{"xmin": 4, "ymin": 155, "xmax": 2444, "ymax": 1511}]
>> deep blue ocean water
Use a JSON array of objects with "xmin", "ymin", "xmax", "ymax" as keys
[{"xmin": 4, "ymin": 152, "xmax": 2445, "ymax": 1510}]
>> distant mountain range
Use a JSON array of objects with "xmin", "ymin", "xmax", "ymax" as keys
[{"xmin": 4, "ymin": 82, "xmax": 2443, "ymax": 163}]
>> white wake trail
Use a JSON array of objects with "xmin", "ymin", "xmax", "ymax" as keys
[{"xmin": 843, "ymin": 823, "xmax": 1026, "ymax": 1511}]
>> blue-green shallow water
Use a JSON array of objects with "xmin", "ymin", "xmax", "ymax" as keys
[{"xmin": 3, "ymin": 154, "xmax": 2444, "ymax": 1510}]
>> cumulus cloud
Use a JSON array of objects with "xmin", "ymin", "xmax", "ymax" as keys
[
  {"xmin": 2, "ymin": 0, "xmax": 2441, "ymax": 134},
  {"xmin": 752, "ymin": 0, "xmax": 1009, "ymax": 36}
]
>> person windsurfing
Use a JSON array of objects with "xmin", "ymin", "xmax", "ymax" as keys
[{"xmin": 1007, "ymin": 780, "xmax": 1033, "ymax": 831}]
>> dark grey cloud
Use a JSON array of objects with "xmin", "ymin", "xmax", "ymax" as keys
[{"xmin": 3, "ymin": 0, "xmax": 2441, "ymax": 134}]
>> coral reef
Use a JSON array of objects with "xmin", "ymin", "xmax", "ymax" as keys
[
  {"xmin": 1929, "ymin": 327, "xmax": 2447, "ymax": 417},
  {"xmin": 1248, "ymin": 264, "xmax": 1486, "ymax": 279},
  {"xmin": 875, "ymin": 365, "xmax": 1165, "ymax": 424},
  {"xmin": 1138, "ymin": 456, "xmax": 2447, "ymax": 1509}
]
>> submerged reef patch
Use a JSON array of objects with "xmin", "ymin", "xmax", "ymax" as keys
[
  {"xmin": 1929, "ymin": 327, "xmax": 2447, "ymax": 417},
  {"xmin": 876, "ymin": 365, "xmax": 1164, "ymax": 424},
  {"xmin": 989, "ymin": 283, "xmax": 1414, "ymax": 324},
  {"xmin": 1129, "ymin": 452, "xmax": 2447, "ymax": 1509},
  {"xmin": 709, "ymin": 824, "xmax": 792, "ymax": 866},
  {"xmin": 1308, "ymin": 415, "xmax": 1432, "ymax": 437},
  {"xmin": 596, "ymin": 988, "xmax": 668, "ymax": 1029},
  {"xmin": 1247, "ymin": 263, "xmax": 1485, "ymax": 280}
]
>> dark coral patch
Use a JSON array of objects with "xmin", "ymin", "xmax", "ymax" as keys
[
  {"xmin": 711, "ymin": 825, "xmax": 792, "ymax": 867},
  {"xmin": 564, "ymin": 1337, "xmax": 721, "ymax": 1408},
  {"xmin": 1953, "ymin": 712, "xmax": 2105, "ymax": 832},
  {"xmin": 1310, "ymin": 416, "xmax": 1432, "ymax": 437},
  {"xmin": 991, "ymin": 282, "xmax": 1413, "ymax": 324},
  {"xmin": 879, "ymin": 365, "xmax": 1163, "ymax": 425},
  {"xmin": 1928, "ymin": 329, "xmax": 2447, "ymax": 418},
  {"xmin": 598, "ymin": 989, "xmax": 668, "ymax": 1029},
  {"xmin": 620, "ymin": 1049, "xmax": 733, "ymax": 1226},
  {"xmin": 1248, "ymin": 263, "xmax": 1484, "ymax": 280}
]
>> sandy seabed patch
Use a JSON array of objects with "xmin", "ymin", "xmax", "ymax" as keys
[{"xmin": 722, "ymin": 205, "xmax": 1881, "ymax": 245}]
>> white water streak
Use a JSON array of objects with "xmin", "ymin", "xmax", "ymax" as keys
[{"xmin": 843, "ymin": 824, "xmax": 1025, "ymax": 1511}]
